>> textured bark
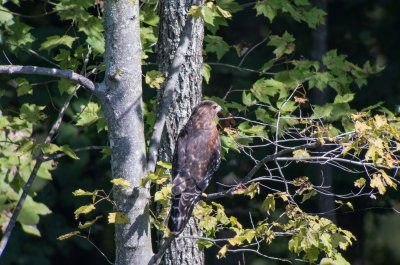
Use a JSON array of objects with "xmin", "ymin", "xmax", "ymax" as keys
[
  {"xmin": 156, "ymin": 0, "xmax": 204, "ymax": 264},
  {"xmin": 100, "ymin": 1, "xmax": 153, "ymax": 264}
]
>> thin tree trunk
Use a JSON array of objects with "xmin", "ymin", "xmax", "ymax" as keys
[
  {"xmin": 100, "ymin": 1, "xmax": 153, "ymax": 264},
  {"xmin": 156, "ymin": 0, "xmax": 204, "ymax": 264}
]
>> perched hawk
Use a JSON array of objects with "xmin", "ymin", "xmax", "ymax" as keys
[{"xmin": 168, "ymin": 100, "xmax": 222, "ymax": 235}]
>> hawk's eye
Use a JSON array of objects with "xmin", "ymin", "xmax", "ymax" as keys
[{"xmin": 213, "ymin": 105, "xmax": 218, "ymax": 109}]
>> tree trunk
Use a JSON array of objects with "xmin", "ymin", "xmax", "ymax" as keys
[
  {"xmin": 100, "ymin": 1, "xmax": 153, "ymax": 264},
  {"xmin": 156, "ymin": 0, "xmax": 204, "ymax": 264}
]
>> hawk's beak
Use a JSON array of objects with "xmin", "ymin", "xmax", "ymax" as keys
[{"xmin": 216, "ymin": 105, "xmax": 223, "ymax": 113}]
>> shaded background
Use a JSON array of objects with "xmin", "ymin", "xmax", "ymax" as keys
[{"xmin": 1, "ymin": 0, "xmax": 400, "ymax": 264}]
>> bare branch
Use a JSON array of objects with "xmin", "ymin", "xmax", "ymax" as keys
[
  {"xmin": 207, "ymin": 62, "xmax": 274, "ymax": 75},
  {"xmin": 146, "ymin": 14, "xmax": 195, "ymax": 173},
  {"xmin": 0, "ymin": 156, "xmax": 43, "ymax": 256},
  {"xmin": 206, "ymin": 142, "xmax": 320, "ymax": 200},
  {"xmin": 0, "ymin": 65, "xmax": 96, "ymax": 92}
]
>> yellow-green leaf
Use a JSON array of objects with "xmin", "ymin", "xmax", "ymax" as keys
[
  {"xmin": 354, "ymin": 178, "xmax": 366, "ymax": 188},
  {"xmin": 217, "ymin": 245, "xmax": 228, "ymax": 259},
  {"xmin": 293, "ymin": 149, "xmax": 311, "ymax": 159},
  {"xmin": 145, "ymin": 70, "xmax": 165, "ymax": 89},
  {"xmin": 262, "ymin": 194, "xmax": 275, "ymax": 214},
  {"xmin": 21, "ymin": 224, "xmax": 41, "ymax": 237},
  {"xmin": 78, "ymin": 216, "xmax": 102, "ymax": 229},
  {"xmin": 156, "ymin": 161, "xmax": 172, "ymax": 169},
  {"xmin": 72, "ymin": 189, "xmax": 93, "ymax": 196},
  {"xmin": 111, "ymin": 178, "xmax": 131, "ymax": 188},
  {"xmin": 108, "ymin": 212, "xmax": 130, "ymax": 224},
  {"xmin": 74, "ymin": 204, "xmax": 96, "ymax": 219},
  {"xmin": 57, "ymin": 231, "xmax": 80, "ymax": 240}
]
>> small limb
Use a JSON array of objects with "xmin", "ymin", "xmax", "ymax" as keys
[
  {"xmin": 148, "ymin": 235, "xmax": 177, "ymax": 265},
  {"xmin": 147, "ymin": 14, "xmax": 196, "ymax": 173}
]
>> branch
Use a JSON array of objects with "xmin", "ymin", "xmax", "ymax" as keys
[
  {"xmin": 147, "ymin": 236, "xmax": 176, "ymax": 265},
  {"xmin": 146, "ymin": 14, "xmax": 195, "ymax": 173},
  {"xmin": 0, "ymin": 50, "xmax": 93, "ymax": 256},
  {"xmin": 0, "ymin": 65, "xmax": 96, "ymax": 92},
  {"xmin": 206, "ymin": 142, "xmax": 320, "ymax": 200}
]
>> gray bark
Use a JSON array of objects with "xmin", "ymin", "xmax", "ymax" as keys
[
  {"xmin": 156, "ymin": 0, "xmax": 204, "ymax": 264},
  {"xmin": 100, "ymin": 1, "xmax": 153, "ymax": 264}
]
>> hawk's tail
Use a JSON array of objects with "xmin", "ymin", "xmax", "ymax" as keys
[{"xmin": 167, "ymin": 193, "xmax": 198, "ymax": 235}]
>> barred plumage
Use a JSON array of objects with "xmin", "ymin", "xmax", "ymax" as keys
[{"xmin": 167, "ymin": 100, "xmax": 222, "ymax": 235}]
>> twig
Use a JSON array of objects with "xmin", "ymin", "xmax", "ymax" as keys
[
  {"xmin": 207, "ymin": 62, "xmax": 274, "ymax": 75},
  {"xmin": 43, "ymin": 146, "xmax": 108, "ymax": 161},
  {"xmin": 146, "ymin": 13, "xmax": 195, "ymax": 174},
  {"xmin": 0, "ymin": 65, "xmax": 96, "ymax": 92}
]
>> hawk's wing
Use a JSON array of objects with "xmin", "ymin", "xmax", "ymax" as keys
[{"xmin": 168, "ymin": 124, "xmax": 221, "ymax": 234}]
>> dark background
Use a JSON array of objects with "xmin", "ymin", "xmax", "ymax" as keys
[{"xmin": 1, "ymin": 0, "xmax": 400, "ymax": 264}]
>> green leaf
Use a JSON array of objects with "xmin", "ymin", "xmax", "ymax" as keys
[
  {"xmin": 267, "ymin": 31, "xmax": 295, "ymax": 58},
  {"xmin": 21, "ymin": 224, "xmax": 41, "ymax": 237},
  {"xmin": 40, "ymin": 143, "xmax": 61, "ymax": 155},
  {"xmin": 242, "ymin": 91, "xmax": 254, "ymax": 107},
  {"xmin": 255, "ymin": 2, "xmax": 277, "ymax": 22},
  {"xmin": 58, "ymin": 79, "xmax": 77, "ymax": 95},
  {"xmin": 18, "ymin": 196, "xmax": 51, "ymax": 226},
  {"xmin": 16, "ymin": 78, "xmax": 32, "ymax": 96},
  {"xmin": 145, "ymin": 70, "xmax": 165, "ymax": 89},
  {"xmin": 74, "ymin": 204, "xmax": 96, "ymax": 219},
  {"xmin": 60, "ymin": 145, "xmax": 79, "ymax": 160},
  {"xmin": 40, "ymin": 35, "xmax": 78, "ymax": 51},
  {"xmin": 251, "ymin": 78, "xmax": 288, "ymax": 103},
  {"xmin": 19, "ymin": 104, "xmax": 46, "ymax": 125},
  {"xmin": 108, "ymin": 212, "xmax": 130, "ymax": 224},
  {"xmin": 201, "ymin": 4, "xmax": 217, "ymax": 26},
  {"xmin": 0, "ymin": 7, "xmax": 14, "ymax": 26},
  {"xmin": 262, "ymin": 194, "xmax": 275, "ymax": 214},
  {"xmin": 197, "ymin": 239, "xmax": 214, "ymax": 249},
  {"xmin": 203, "ymin": 64, "xmax": 211, "ymax": 84},
  {"xmin": 205, "ymin": 35, "xmax": 230, "ymax": 61},
  {"xmin": 334, "ymin": 93, "xmax": 355, "ymax": 104},
  {"xmin": 75, "ymin": 102, "xmax": 101, "ymax": 127}
]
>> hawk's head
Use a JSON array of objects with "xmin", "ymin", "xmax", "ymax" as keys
[
  {"xmin": 193, "ymin": 100, "xmax": 222, "ymax": 116},
  {"xmin": 190, "ymin": 100, "xmax": 222, "ymax": 129}
]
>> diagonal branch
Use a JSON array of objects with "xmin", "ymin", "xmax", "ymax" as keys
[
  {"xmin": 146, "ymin": 14, "xmax": 195, "ymax": 174},
  {"xmin": 0, "ymin": 65, "xmax": 96, "ymax": 92},
  {"xmin": 148, "ymin": 236, "xmax": 176, "ymax": 265}
]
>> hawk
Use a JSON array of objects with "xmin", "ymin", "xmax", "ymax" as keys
[{"xmin": 167, "ymin": 100, "xmax": 222, "ymax": 235}]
